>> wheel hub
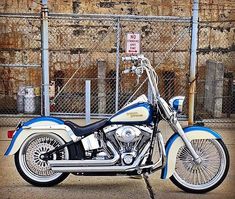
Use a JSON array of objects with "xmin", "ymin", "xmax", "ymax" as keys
[{"xmin": 24, "ymin": 136, "xmax": 63, "ymax": 176}]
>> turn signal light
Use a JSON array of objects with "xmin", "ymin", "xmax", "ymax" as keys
[{"xmin": 7, "ymin": 130, "xmax": 15, "ymax": 139}]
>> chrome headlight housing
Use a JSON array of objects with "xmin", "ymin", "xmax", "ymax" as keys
[{"xmin": 169, "ymin": 96, "xmax": 185, "ymax": 113}]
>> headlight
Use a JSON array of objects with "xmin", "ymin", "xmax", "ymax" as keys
[{"xmin": 169, "ymin": 96, "xmax": 185, "ymax": 113}]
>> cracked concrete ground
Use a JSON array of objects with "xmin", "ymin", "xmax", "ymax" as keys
[{"xmin": 0, "ymin": 126, "xmax": 234, "ymax": 199}]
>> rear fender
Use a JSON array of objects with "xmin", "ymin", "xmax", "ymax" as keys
[
  {"xmin": 5, "ymin": 117, "xmax": 72, "ymax": 156},
  {"xmin": 161, "ymin": 126, "xmax": 222, "ymax": 179}
]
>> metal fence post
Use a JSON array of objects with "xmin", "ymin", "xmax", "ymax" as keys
[
  {"xmin": 85, "ymin": 80, "xmax": 91, "ymax": 124},
  {"xmin": 41, "ymin": 0, "xmax": 50, "ymax": 116},
  {"xmin": 115, "ymin": 18, "xmax": 121, "ymax": 112},
  {"xmin": 188, "ymin": 0, "xmax": 199, "ymax": 125}
]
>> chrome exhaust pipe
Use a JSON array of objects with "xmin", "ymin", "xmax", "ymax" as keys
[
  {"xmin": 48, "ymin": 141, "xmax": 119, "ymax": 167},
  {"xmin": 51, "ymin": 165, "xmax": 136, "ymax": 173},
  {"xmin": 50, "ymin": 142, "xmax": 151, "ymax": 173}
]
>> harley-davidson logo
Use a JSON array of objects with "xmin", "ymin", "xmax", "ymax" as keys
[{"xmin": 126, "ymin": 112, "xmax": 143, "ymax": 118}]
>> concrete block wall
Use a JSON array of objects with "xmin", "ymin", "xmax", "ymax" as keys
[{"xmin": 204, "ymin": 60, "xmax": 224, "ymax": 118}]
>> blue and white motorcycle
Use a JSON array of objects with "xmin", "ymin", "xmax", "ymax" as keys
[{"xmin": 5, "ymin": 55, "xmax": 229, "ymax": 193}]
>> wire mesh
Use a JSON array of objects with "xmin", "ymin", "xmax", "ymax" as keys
[
  {"xmin": 48, "ymin": 16, "xmax": 117, "ymax": 116},
  {"xmin": 48, "ymin": 15, "xmax": 191, "ymax": 117},
  {"xmin": 0, "ymin": 15, "xmax": 41, "ymax": 126},
  {"xmin": 118, "ymin": 19, "xmax": 191, "ymax": 117},
  {"xmin": 196, "ymin": 21, "xmax": 235, "ymax": 124},
  {"xmin": 1, "ymin": 13, "xmax": 234, "ymax": 127}
]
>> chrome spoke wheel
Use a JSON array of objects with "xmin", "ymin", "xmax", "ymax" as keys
[
  {"xmin": 16, "ymin": 133, "xmax": 69, "ymax": 184},
  {"xmin": 171, "ymin": 139, "xmax": 229, "ymax": 192}
]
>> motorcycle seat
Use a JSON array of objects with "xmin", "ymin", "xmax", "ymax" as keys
[{"xmin": 64, "ymin": 119, "xmax": 108, "ymax": 137}]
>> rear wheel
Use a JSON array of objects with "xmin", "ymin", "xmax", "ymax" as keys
[
  {"xmin": 170, "ymin": 139, "xmax": 229, "ymax": 193},
  {"xmin": 15, "ymin": 133, "xmax": 69, "ymax": 187}
]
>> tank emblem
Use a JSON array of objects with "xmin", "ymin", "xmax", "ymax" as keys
[{"xmin": 126, "ymin": 112, "xmax": 143, "ymax": 117}]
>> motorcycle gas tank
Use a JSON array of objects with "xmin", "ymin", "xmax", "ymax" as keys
[{"xmin": 109, "ymin": 102, "xmax": 153, "ymax": 125}]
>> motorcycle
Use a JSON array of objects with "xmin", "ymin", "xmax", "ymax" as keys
[{"xmin": 5, "ymin": 55, "xmax": 229, "ymax": 193}]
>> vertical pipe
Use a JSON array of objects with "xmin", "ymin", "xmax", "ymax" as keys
[
  {"xmin": 85, "ymin": 80, "xmax": 91, "ymax": 124},
  {"xmin": 148, "ymin": 81, "xmax": 153, "ymax": 104},
  {"xmin": 188, "ymin": 0, "xmax": 199, "ymax": 125},
  {"xmin": 115, "ymin": 18, "xmax": 121, "ymax": 112},
  {"xmin": 41, "ymin": 0, "xmax": 50, "ymax": 116}
]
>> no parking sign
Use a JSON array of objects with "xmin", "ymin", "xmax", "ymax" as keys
[{"xmin": 126, "ymin": 33, "xmax": 141, "ymax": 54}]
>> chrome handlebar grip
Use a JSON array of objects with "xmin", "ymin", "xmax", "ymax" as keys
[
  {"xmin": 121, "ymin": 55, "xmax": 145, "ymax": 62},
  {"xmin": 121, "ymin": 56, "xmax": 137, "ymax": 61},
  {"xmin": 122, "ymin": 66, "xmax": 136, "ymax": 74}
]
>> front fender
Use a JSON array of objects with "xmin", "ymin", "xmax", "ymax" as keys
[
  {"xmin": 5, "ymin": 117, "xmax": 72, "ymax": 156},
  {"xmin": 161, "ymin": 126, "xmax": 222, "ymax": 179}
]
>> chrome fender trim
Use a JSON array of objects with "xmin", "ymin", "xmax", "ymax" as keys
[{"xmin": 161, "ymin": 126, "xmax": 221, "ymax": 179}]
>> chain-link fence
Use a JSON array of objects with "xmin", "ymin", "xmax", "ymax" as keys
[
  {"xmin": 195, "ymin": 20, "xmax": 235, "ymax": 125},
  {"xmin": 0, "ymin": 14, "xmax": 42, "ymax": 123},
  {"xmin": 0, "ymin": 12, "xmax": 234, "ymax": 127},
  {"xmin": 48, "ymin": 14, "xmax": 191, "ymax": 119}
]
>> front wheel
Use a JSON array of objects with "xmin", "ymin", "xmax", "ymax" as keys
[
  {"xmin": 15, "ymin": 133, "xmax": 70, "ymax": 187},
  {"xmin": 170, "ymin": 139, "xmax": 229, "ymax": 193}
]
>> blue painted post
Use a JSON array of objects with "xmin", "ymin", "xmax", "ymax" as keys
[{"xmin": 85, "ymin": 80, "xmax": 91, "ymax": 124}]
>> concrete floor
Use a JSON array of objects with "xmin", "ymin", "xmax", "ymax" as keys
[{"xmin": 0, "ymin": 125, "xmax": 234, "ymax": 199}]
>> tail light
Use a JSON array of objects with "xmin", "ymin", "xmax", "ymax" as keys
[{"xmin": 8, "ymin": 130, "xmax": 15, "ymax": 139}]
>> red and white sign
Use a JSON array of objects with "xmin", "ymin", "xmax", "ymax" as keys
[{"xmin": 126, "ymin": 33, "xmax": 141, "ymax": 54}]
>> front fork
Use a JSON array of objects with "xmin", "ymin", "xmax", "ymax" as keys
[
  {"xmin": 157, "ymin": 97, "xmax": 201, "ymax": 164},
  {"xmin": 172, "ymin": 121, "xmax": 201, "ymax": 164}
]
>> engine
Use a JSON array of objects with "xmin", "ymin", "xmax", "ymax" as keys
[{"xmin": 105, "ymin": 125, "xmax": 152, "ymax": 165}]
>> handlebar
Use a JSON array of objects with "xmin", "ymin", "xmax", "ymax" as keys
[
  {"xmin": 122, "ymin": 66, "xmax": 136, "ymax": 74},
  {"xmin": 122, "ymin": 55, "xmax": 145, "ymax": 74},
  {"xmin": 121, "ymin": 54, "xmax": 160, "ymax": 103},
  {"xmin": 121, "ymin": 54, "xmax": 145, "ymax": 62}
]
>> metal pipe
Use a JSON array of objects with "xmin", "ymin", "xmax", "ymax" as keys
[
  {"xmin": 41, "ymin": 0, "xmax": 50, "ymax": 116},
  {"xmin": 115, "ymin": 18, "xmax": 121, "ymax": 112},
  {"xmin": 51, "ymin": 166, "xmax": 134, "ymax": 173},
  {"xmin": 188, "ymin": 0, "xmax": 199, "ymax": 125},
  {"xmin": 48, "ymin": 13, "xmax": 191, "ymax": 22},
  {"xmin": 50, "ymin": 142, "xmax": 151, "ymax": 173},
  {"xmin": 174, "ymin": 121, "xmax": 200, "ymax": 162},
  {"xmin": 147, "ymin": 81, "xmax": 153, "ymax": 104},
  {"xmin": 0, "ymin": 13, "xmax": 40, "ymax": 18},
  {"xmin": 49, "ymin": 141, "xmax": 119, "ymax": 167},
  {"xmin": 85, "ymin": 80, "xmax": 91, "ymax": 124},
  {"xmin": 0, "ymin": 64, "xmax": 40, "ymax": 67}
]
